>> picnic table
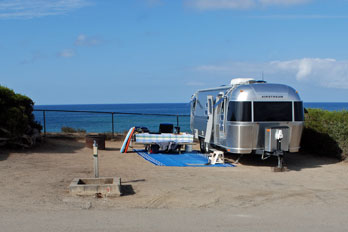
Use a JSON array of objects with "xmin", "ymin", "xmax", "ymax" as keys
[{"xmin": 134, "ymin": 133, "xmax": 194, "ymax": 153}]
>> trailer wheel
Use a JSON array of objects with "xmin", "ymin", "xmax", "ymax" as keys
[
  {"xmin": 150, "ymin": 144, "xmax": 159, "ymax": 154},
  {"xmin": 199, "ymin": 138, "xmax": 209, "ymax": 153}
]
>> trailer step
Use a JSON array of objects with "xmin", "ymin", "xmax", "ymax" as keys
[{"xmin": 208, "ymin": 150, "xmax": 224, "ymax": 165}]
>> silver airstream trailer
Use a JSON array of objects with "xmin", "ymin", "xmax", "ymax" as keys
[{"xmin": 190, "ymin": 78, "xmax": 304, "ymax": 168}]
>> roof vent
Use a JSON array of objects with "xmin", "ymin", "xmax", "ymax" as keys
[
  {"xmin": 230, "ymin": 78, "xmax": 266, "ymax": 85},
  {"xmin": 230, "ymin": 78, "xmax": 255, "ymax": 85}
]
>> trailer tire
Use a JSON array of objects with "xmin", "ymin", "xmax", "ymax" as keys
[{"xmin": 150, "ymin": 144, "xmax": 160, "ymax": 154}]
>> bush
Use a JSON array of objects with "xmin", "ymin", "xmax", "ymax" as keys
[
  {"xmin": 301, "ymin": 108, "xmax": 348, "ymax": 160},
  {"xmin": 61, "ymin": 126, "xmax": 86, "ymax": 133},
  {"xmin": 0, "ymin": 85, "xmax": 42, "ymax": 147}
]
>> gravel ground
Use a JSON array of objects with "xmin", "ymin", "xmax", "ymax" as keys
[{"xmin": 1, "ymin": 137, "xmax": 347, "ymax": 231}]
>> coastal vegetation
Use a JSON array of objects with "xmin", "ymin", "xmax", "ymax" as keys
[
  {"xmin": 301, "ymin": 108, "xmax": 348, "ymax": 160},
  {"xmin": 0, "ymin": 85, "xmax": 42, "ymax": 147}
]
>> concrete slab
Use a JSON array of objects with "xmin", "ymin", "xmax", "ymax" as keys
[{"xmin": 69, "ymin": 177, "xmax": 121, "ymax": 197}]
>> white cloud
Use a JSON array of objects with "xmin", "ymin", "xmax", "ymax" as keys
[
  {"xmin": 194, "ymin": 58, "xmax": 348, "ymax": 89},
  {"xmin": 0, "ymin": 0, "xmax": 90, "ymax": 19},
  {"xmin": 185, "ymin": 0, "xmax": 312, "ymax": 10},
  {"xmin": 271, "ymin": 58, "xmax": 348, "ymax": 88},
  {"xmin": 74, "ymin": 34, "xmax": 101, "ymax": 46},
  {"xmin": 58, "ymin": 49, "xmax": 75, "ymax": 58},
  {"xmin": 186, "ymin": 0, "xmax": 255, "ymax": 10},
  {"xmin": 250, "ymin": 14, "xmax": 348, "ymax": 19},
  {"xmin": 271, "ymin": 58, "xmax": 335, "ymax": 80},
  {"xmin": 259, "ymin": 0, "xmax": 311, "ymax": 6}
]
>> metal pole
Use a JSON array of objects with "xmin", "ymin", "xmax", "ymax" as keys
[
  {"xmin": 111, "ymin": 113, "xmax": 114, "ymax": 139},
  {"xmin": 93, "ymin": 140, "xmax": 99, "ymax": 178},
  {"xmin": 43, "ymin": 110, "xmax": 46, "ymax": 137},
  {"xmin": 176, "ymin": 115, "xmax": 179, "ymax": 127}
]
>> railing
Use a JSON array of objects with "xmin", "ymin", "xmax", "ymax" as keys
[{"xmin": 33, "ymin": 109, "xmax": 190, "ymax": 138}]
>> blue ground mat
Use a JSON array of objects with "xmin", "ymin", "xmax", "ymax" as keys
[{"xmin": 134, "ymin": 149, "xmax": 235, "ymax": 167}]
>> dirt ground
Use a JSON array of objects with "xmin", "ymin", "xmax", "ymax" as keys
[{"xmin": 1, "ymin": 137, "xmax": 348, "ymax": 231}]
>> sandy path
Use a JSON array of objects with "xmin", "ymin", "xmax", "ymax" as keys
[
  {"xmin": 2, "ymin": 205, "xmax": 348, "ymax": 232},
  {"xmin": 0, "ymin": 137, "xmax": 348, "ymax": 231}
]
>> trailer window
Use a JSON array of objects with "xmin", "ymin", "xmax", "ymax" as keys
[
  {"xmin": 294, "ymin": 101, "xmax": 304, "ymax": 121},
  {"xmin": 208, "ymin": 98, "xmax": 213, "ymax": 114},
  {"xmin": 254, "ymin": 102, "xmax": 292, "ymax": 122},
  {"xmin": 227, "ymin": 101, "xmax": 251, "ymax": 122}
]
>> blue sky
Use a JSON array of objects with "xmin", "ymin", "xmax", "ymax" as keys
[{"xmin": 1, "ymin": 0, "xmax": 348, "ymax": 105}]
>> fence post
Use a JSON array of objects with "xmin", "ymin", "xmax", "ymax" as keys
[
  {"xmin": 112, "ymin": 113, "xmax": 115, "ymax": 139},
  {"xmin": 43, "ymin": 110, "xmax": 46, "ymax": 137}
]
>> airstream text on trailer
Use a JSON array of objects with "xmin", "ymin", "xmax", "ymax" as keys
[{"xmin": 190, "ymin": 78, "xmax": 304, "ymax": 168}]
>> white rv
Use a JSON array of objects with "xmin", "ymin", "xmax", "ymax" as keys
[{"xmin": 190, "ymin": 78, "xmax": 304, "ymax": 168}]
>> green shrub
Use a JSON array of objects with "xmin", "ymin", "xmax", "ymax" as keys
[
  {"xmin": 301, "ymin": 108, "xmax": 348, "ymax": 160},
  {"xmin": 0, "ymin": 85, "xmax": 42, "ymax": 146},
  {"xmin": 61, "ymin": 126, "xmax": 86, "ymax": 133}
]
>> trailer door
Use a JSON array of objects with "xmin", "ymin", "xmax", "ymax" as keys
[
  {"xmin": 213, "ymin": 95, "xmax": 225, "ymax": 144},
  {"xmin": 219, "ymin": 98, "xmax": 226, "ymax": 139},
  {"xmin": 204, "ymin": 95, "xmax": 214, "ymax": 143}
]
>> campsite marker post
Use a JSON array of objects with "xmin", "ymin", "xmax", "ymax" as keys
[{"xmin": 93, "ymin": 140, "xmax": 99, "ymax": 178}]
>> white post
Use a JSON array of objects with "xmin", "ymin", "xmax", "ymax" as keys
[{"xmin": 93, "ymin": 140, "xmax": 99, "ymax": 178}]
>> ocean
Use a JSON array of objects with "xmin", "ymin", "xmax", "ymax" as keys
[
  {"xmin": 33, "ymin": 102, "xmax": 348, "ymax": 133},
  {"xmin": 33, "ymin": 103, "xmax": 191, "ymax": 133}
]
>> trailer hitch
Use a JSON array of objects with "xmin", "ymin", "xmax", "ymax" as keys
[{"xmin": 274, "ymin": 129, "xmax": 286, "ymax": 171}]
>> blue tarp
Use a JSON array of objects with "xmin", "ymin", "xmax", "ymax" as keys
[{"xmin": 135, "ymin": 150, "xmax": 235, "ymax": 167}]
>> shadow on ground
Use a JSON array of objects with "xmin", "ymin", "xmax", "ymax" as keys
[
  {"xmin": 120, "ymin": 185, "xmax": 135, "ymax": 196},
  {"xmin": 0, "ymin": 150, "xmax": 9, "ymax": 161},
  {"xmin": 2, "ymin": 137, "xmax": 85, "ymax": 158},
  {"xmin": 224, "ymin": 152, "xmax": 340, "ymax": 171},
  {"xmin": 118, "ymin": 179, "xmax": 145, "ymax": 196},
  {"xmin": 105, "ymin": 147, "xmax": 120, "ymax": 151},
  {"xmin": 122, "ymin": 179, "xmax": 146, "ymax": 184}
]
